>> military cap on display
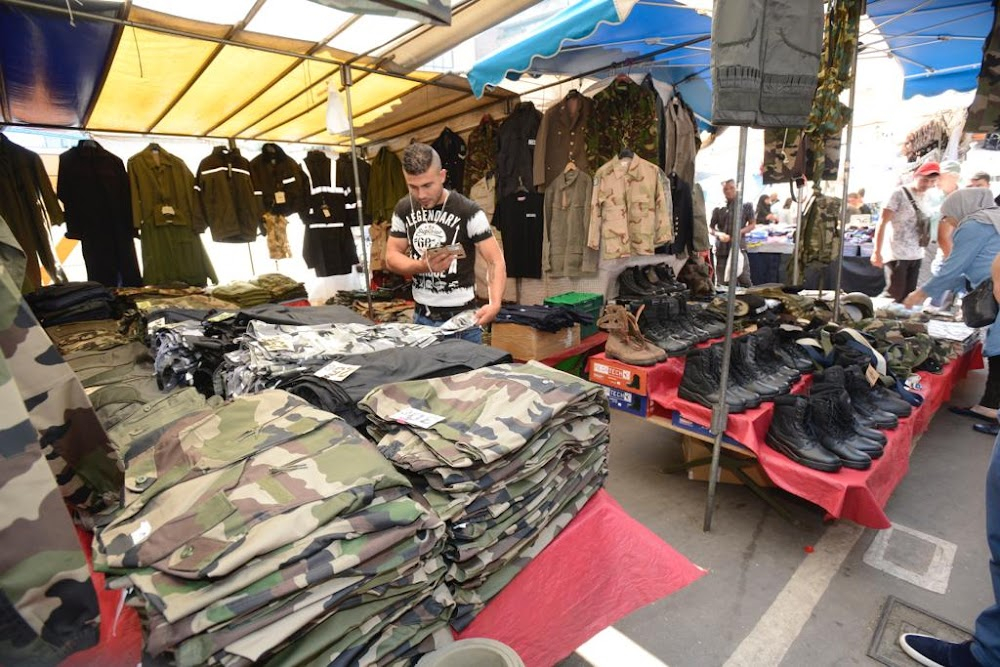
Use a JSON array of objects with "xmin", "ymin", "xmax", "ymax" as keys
[{"xmin": 841, "ymin": 292, "xmax": 875, "ymax": 322}]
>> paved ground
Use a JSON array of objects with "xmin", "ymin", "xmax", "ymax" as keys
[{"xmin": 559, "ymin": 365, "xmax": 995, "ymax": 666}]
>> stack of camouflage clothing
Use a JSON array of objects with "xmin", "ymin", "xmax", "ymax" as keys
[
  {"xmin": 212, "ymin": 280, "xmax": 272, "ymax": 308},
  {"xmin": 221, "ymin": 320, "xmax": 472, "ymax": 398},
  {"xmin": 116, "ymin": 286, "xmax": 236, "ymax": 315},
  {"xmin": 253, "ymin": 272, "xmax": 309, "ymax": 302},
  {"xmin": 93, "ymin": 389, "xmax": 454, "ymax": 666},
  {"xmin": 360, "ymin": 361, "xmax": 610, "ymax": 629}
]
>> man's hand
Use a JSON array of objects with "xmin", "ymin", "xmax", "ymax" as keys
[
  {"xmin": 717, "ymin": 232, "xmax": 731, "ymax": 243},
  {"xmin": 870, "ymin": 252, "xmax": 883, "ymax": 269},
  {"xmin": 474, "ymin": 302, "xmax": 501, "ymax": 326},
  {"xmin": 903, "ymin": 288, "xmax": 927, "ymax": 308}
]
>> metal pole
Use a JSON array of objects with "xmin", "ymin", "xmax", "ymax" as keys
[
  {"xmin": 793, "ymin": 181, "xmax": 805, "ymax": 284},
  {"xmin": 341, "ymin": 66, "xmax": 375, "ymax": 322},
  {"xmin": 246, "ymin": 243, "xmax": 255, "ymax": 275},
  {"xmin": 832, "ymin": 25, "xmax": 862, "ymax": 323},
  {"xmin": 704, "ymin": 125, "xmax": 749, "ymax": 532}
]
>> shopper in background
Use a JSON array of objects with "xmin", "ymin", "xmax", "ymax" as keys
[
  {"xmin": 857, "ymin": 188, "xmax": 873, "ymax": 215},
  {"xmin": 385, "ymin": 143, "xmax": 507, "ymax": 344},
  {"xmin": 710, "ymin": 179, "xmax": 754, "ymax": 287},
  {"xmin": 872, "ymin": 162, "xmax": 938, "ymax": 302},
  {"xmin": 903, "ymin": 189, "xmax": 1000, "ymax": 437},
  {"xmin": 923, "ymin": 160, "xmax": 963, "ymax": 283},
  {"xmin": 969, "ymin": 171, "xmax": 992, "ymax": 189},
  {"xmin": 755, "ymin": 192, "xmax": 778, "ymax": 225}
]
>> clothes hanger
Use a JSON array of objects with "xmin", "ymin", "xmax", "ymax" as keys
[
  {"xmin": 516, "ymin": 176, "xmax": 529, "ymax": 194},
  {"xmin": 148, "ymin": 142, "xmax": 161, "ymax": 152},
  {"xmin": 618, "ymin": 147, "xmax": 634, "ymax": 160},
  {"xmin": 564, "ymin": 160, "xmax": 577, "ymax": 173}
]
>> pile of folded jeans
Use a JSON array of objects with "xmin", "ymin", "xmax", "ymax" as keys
[
  {"xmin": 276, "ymin": 339, "xmax": 512, "ymax": 429},
  {"xmin": 25, "ymin": 281, "xmax": 116, "ymax": 325},
  {"xmin": 221, "ymin": 320, "xmax": 469, "ymax": 398},
  {"xmin": 93, "ymin": 389, "xmax": 453, "ymax": 667},
  {"xmin": 359, "ymin": 361, "xmax": 609, "ymax": 629},
  {"xmin": 253, "ymin": 272, "xmax": 309, "ymax": 302},
  {"xmin": 495, "ymin": 304, "xmax": 592, "ymax": 332},
  {"xmin": 211, "ymin": 281, "xmax": 272, "ymax": 307}
]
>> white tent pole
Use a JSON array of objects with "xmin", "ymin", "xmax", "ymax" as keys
[
  {"xmin": 341, "ymin": 66, "xmax": 375, "ymax": 322},
  {"xmin": 833, "ymin": 27, "xmax": 862, "ymax": 323},
  {"xmin": 704, "ymin": 124, "xmax": 749, "ymax": 532}
]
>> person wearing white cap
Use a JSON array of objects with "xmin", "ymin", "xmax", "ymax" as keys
[
  {"xmin": 871, "ymin": 161, "xmax": 938, "ymax": 302},
  {"xmin": 921, "ymin": 160, "xmax": 963, "ymax": 285}
]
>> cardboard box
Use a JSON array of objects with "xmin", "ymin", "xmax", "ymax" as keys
[
  {"xmin": 587, "ymin": 356, "xmax": 650, "ymax": 395},
  {"xmin": 680, "ymin": 436, "xmax": 773, "ymax": 487},
  {"xmin": 603, "ymin": 387, "xmax": 652, "ymax": 417},
  {"xmin": 490, "ymin": 323, "xmax": 580, "ymax": 361}
]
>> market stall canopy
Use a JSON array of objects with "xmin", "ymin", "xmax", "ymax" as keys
[
  {"xmin": 467, "ymin": 0, "xmax": 996, "ymax": 127},
  {"xmin": 306, "ymin": 0, "xmax": 451, "ymax": 26},
  {"xmin": 0, "ymin": 0, "xmax": 529, "ymax": 146},
  {"xmin": 864, "ymin": 0, "xmax": 995, "ymax": 99},
  {"xmin": 467, "ymin": 0, "xmax": 714, "ymax": 126}
]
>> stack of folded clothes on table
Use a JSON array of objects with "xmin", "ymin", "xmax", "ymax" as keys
[
  {"xmin": 277, "ymin": 339, "xmax": 512, "ymax": 429},
  {"xmin": 25, "ymin": 281, "xmax": 116, "ymax": 325},
  {"xmin": 494, "ymin": 304, "xmax": 592, "ymax": 332},
  {"xmin": 253, "ymin": 272, "xmax": 309, "ymax": 302},
  {"xmin": 116, "ymin": 286, "xmax": 236, "ymax": 315},
  {"xmin": 211, "ymin": 281, "xmax": 271, "ymax": 308},
  {"xmin": 45, "ymin": 318, "xmax": 135, "ymax": 354},
  {"xmin": 93, "ymin": 389, "xmax": 454, "ymax": 667},
  {"xmin": 359, "ymin": 361, "xmax": 609, "ymax": 629}
]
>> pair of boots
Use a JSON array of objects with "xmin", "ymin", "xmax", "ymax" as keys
[
  {"xmin": 637, "ymin": 297, "xmax": 727, "ymax": 356},
  {"xmin": 766, "ymin": 365, "xmax": 912, "ymax": 472},
  {"xmin": 597, "ymin": 303, "xmax": 666, "ymax": 366},
  {"xmin": 617, "ymin": 264, "xmax": 686, "ymax": 298},
  {"xmin": 677, "ymin": 328, "xmax": 809, "ymax": 412}
]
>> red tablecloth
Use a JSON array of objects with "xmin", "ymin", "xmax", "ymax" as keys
[
  {"xmin": 63, "ymin": 491, "xmax": 704, "ymax": 667},
  {"xmin": 606, "ymin": 344, "xmax": 984, "ymax": 529}
]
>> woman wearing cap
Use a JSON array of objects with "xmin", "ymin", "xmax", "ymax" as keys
[
  {"xmin": 871, "ymin": 162, "xmax": 939, "ymax": 302},
  {"xmin": 904, "ymin": 188, "xmax": 1000, "ymax": 435}
]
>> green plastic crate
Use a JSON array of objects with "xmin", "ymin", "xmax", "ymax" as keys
[{"xmin": 544, "ymin": 292, "xmax": 603, "ymax": 339}]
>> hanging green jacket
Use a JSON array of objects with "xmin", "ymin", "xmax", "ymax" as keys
[{"xmin": 368, "ymin": 147, "xmax": 408, "ymax": 222}]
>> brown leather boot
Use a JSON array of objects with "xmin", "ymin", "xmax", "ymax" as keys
[{"xmin": 597, "ymin": 304, "xmax": 667, "ymax": 366}]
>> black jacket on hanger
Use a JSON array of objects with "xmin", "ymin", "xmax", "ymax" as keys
[
  {"xmin": 431, "ymin": 127, "xmax": 467, "ymax": 194},
  {"xmin": 249, "ymin": 143, "xmax": 308, "ymax": 216},
  {"xmin": 57, "ymin": 140, "xmax": 142, "ymax": 287},
  {"xmin": 195, "ymin": 146, "xmax": 264, "ymax": 243},
  {"xmin": 497, "ymin": 102, "xmax": 542, "ymax": 199},
  {"xmin": 657, "ymin": 173, "xmax": 695, "ymax": 256}
]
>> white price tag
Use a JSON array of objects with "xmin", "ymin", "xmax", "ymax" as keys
[
  {"xmin": 161, "ymin": 205, "xmax": 175, "ymax": 216},
  {"xmin": 274, "ymin": 191, "xmax": 287, "ymax": 204},
  {"xmin": 322, "ymin": 206, "xmax": 331, "ymax": 218},
  {"xmin": 390, "ymin": 407, "xmax": 446, "ymax": 429},
  {"xmin": 314, "ymin": 360, "xmax": 360, "ymax": 382},
  {"xmin": 130, "ymin": 520, "xmax": 152, "ymax": 545},
  {"xmin": 866, "ymin": 364, "xmax": 880, "ymax": 386}
]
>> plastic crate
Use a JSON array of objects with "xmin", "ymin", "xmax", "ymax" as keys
[{"xmin": 544, "ymin": 292, "xmax": 603, "ymax": 339}]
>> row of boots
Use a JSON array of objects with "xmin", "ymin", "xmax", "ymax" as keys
[
  {"xmin": 766, "ymin": 364, "xmax": 913, "ymax": 472},
  {"xmin": 678, "ymin": 328, "xmax": 813, "ymax": 412},
  {"xmin": 617, "ymin": 264, "xmax": 687, "ymax": 298},
  {"xmin": 597, "ymin": 299, "xmax": 728, "ymax": 367}
]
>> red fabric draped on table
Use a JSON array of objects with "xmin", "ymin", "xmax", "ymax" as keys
[{"xmin": 610, "ymin": 344, "xmax": 984, "ymax": 529}]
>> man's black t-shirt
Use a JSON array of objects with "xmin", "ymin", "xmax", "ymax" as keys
[{"xmin": 390, "ymin": 191, "xmax": 492, "ymax": 307}]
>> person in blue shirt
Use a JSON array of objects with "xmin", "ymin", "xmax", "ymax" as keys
[
  {"xmin": 905, "ymin": 188, "xmax": 1000, "ymax": 436},
  {"xmin": 899, "ymin": 188, "xmax": 1000, "ymax": 667}
]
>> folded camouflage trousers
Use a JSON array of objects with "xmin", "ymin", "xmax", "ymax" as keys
[{"xmin": 711, "ymin": 0, "xmax": 823, "ymax": 127}]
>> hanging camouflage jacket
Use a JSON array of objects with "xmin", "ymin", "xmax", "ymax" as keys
[{"xmin": 585, "ymin": 77, "xmax": 661, "ymax": 169}]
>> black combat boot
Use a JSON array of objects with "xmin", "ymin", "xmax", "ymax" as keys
[
  {"xmin": 841, "ymin": 365, "xmax": 901, "ymax": 429},
  {"xmin": 638, "ymin": 303, "xmax": 690, "ymax": 357},
  {"xmin": 766, "ymin": 395, "xmax": 843, "ymax": 472},
  {"xmin": 656, "ymin": 298, "xmax": 703, "ymax": 345},
  {"xmin": 679, "ymin": 346, "xmax": 749, "ymax": 412},
  {"xmin": 632, "ymin": 266, "xmax": 667, "ymax": 295},
  {"xmin": 618, "ymin": 267, "xmax": 656, "ymax": 298},
  {"xmin": 653, "ymin": 263, "xmax": 687, "ymax": 293},
  {"xmin": 810, "ymin": 383, "xmax": 886, "ymax": 455},
  {"xmin": 775, "ymin": 328, "xmax": 815, "ymax": 372},
  {"xmin": 673, "ymin": 297, "xmax": 714, "ymax": 342},
  {"xmin": 749, "ymin": 329, "xmax": 801, "ymax": 382},
  {"xmin": 686, "ymin": 303, "xmax": 727, "ymax": 339},
  {"xmin": 732, "ymin": 337, "xmax": 789, "ymax": 397},
  {"xmin": 808, "ymin": 391, "xmax": 875, "ymax": 470}
]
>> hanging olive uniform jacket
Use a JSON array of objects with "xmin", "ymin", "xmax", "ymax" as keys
[
  {"xmin": 0, "ymin": 135, "xmax": 62, "ymax": 292},
  {"xmin": 195, "ymin": 146, "xmax": 264, "ymax": 243},
  {"xmin": 128, "ymin": 146, "xmax": 217, "ymax": 287}
]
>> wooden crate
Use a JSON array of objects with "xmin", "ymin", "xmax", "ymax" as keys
[
  {"xmin": 490, "ymin": 323, "xmax": 581, "ymax": 361},
  {"xmin": 680, "ymin": 436, "xmax": 774, "ymax": 487}
]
